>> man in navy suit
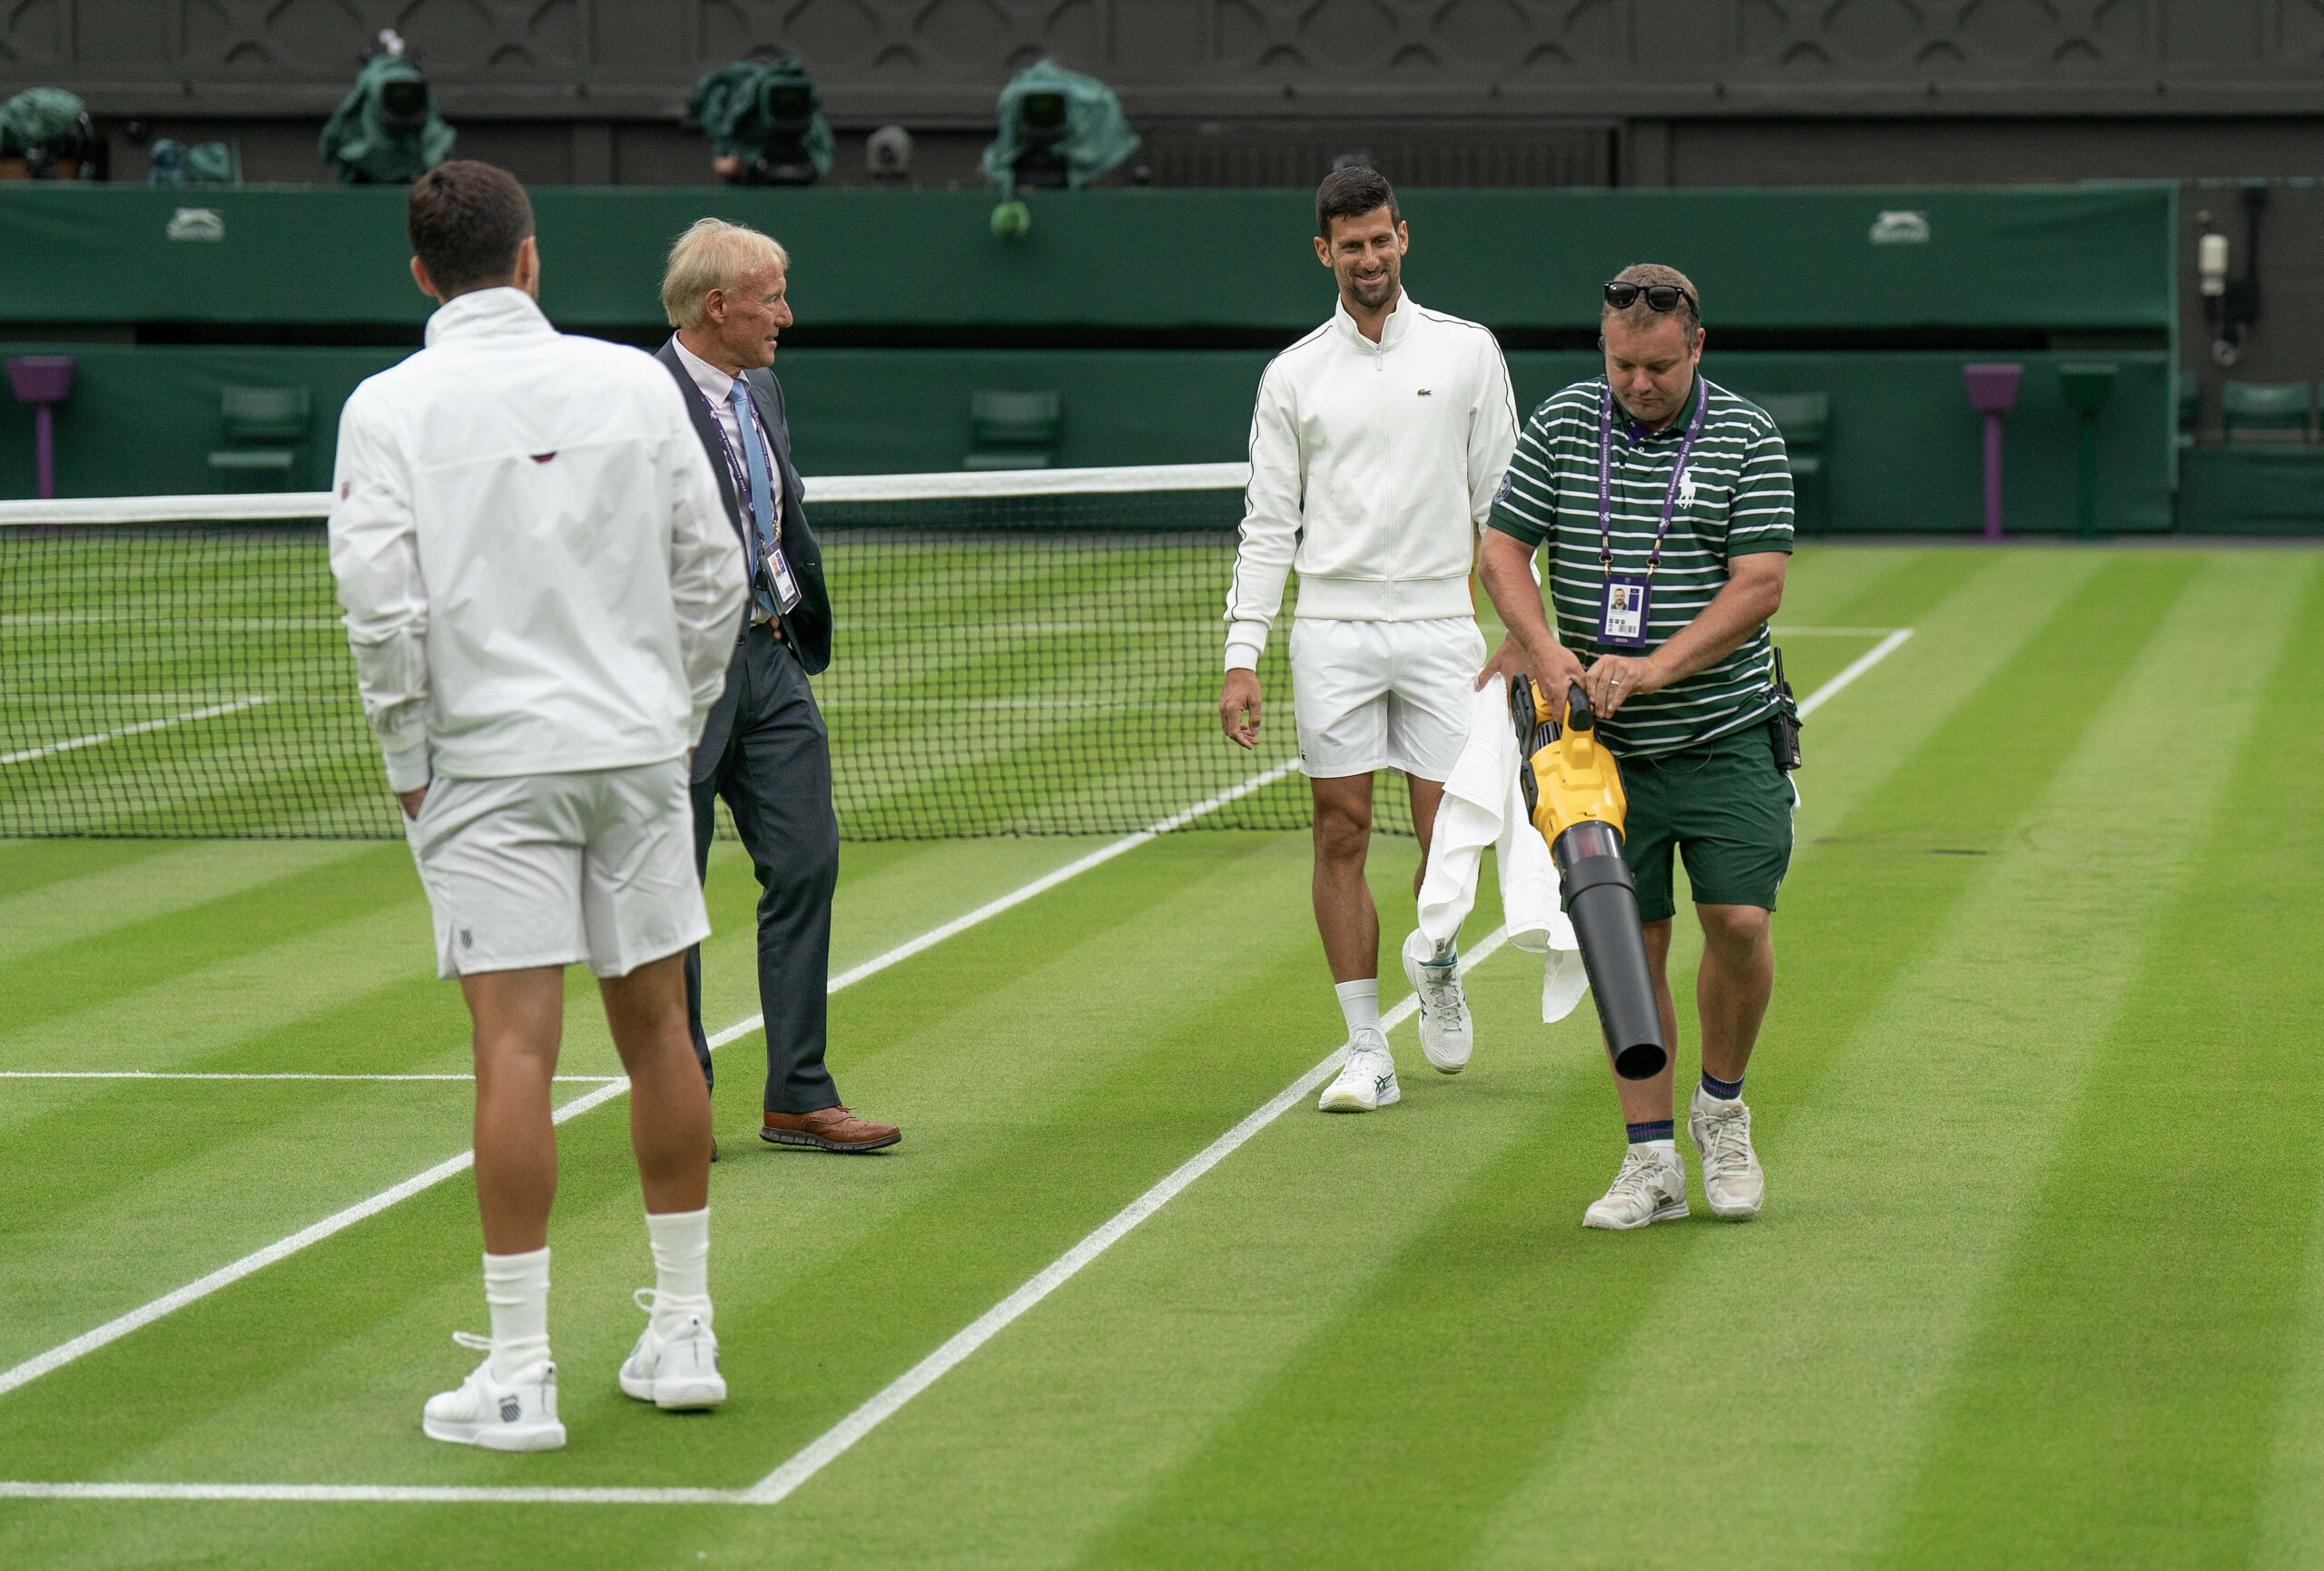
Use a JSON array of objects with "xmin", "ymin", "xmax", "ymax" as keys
[{"xmin": 655, "ymin": 218, "xmax": 900, "ymax": 1154}]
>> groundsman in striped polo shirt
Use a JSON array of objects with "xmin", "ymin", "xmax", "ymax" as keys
[
  {"xmin": 1476, "ymin": 262, "xmax": 1793, "ymax": 1233},
  {"xmin": 1487, "ymin": 368, "xmax": 1792, "ymax": 755}
]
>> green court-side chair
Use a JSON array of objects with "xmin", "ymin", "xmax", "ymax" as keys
[
  {"xmin": 208, "ymin": 385, "xmax": 312, "ymax": 491},
  {"xmin": 1741, "ymin": 391, "xmax": 1830, "ymax": 532},
  {"xmin": 963, "ymin": 388, "xmax": 1061, "ymax": 471},
  {"xmin": 2221, "ymin": 380, "xmax": 2311, "ymax": 443}
]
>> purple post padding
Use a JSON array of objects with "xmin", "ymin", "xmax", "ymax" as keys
[
  {"xmin": 1962, "ymin": 361, "xmax": 2023, "ymax": 414},
  {"xmin": 1983, "ymin": 411, "xmax": 2005, "ymax": 541},
  {"xmin": 1964, "ymin": 363, "xmax": 2023, "ymax": 540},
  {"xmin": 7, "ymin": 356, "xmax": 75, "ymax": 405},
  {"xmin": 9, "ymin": 357, "xmax": 76, "ymax": 500}
]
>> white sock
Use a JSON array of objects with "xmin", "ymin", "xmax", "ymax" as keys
[
  {"xmin": 482, "ymin": 1247, "xmax": 550, "ymax": 1382},
  {"xmin": 645, "ymin": 1207, "xmax": 712, "ymax": 1332},
  {"xmin": 1334, "ymin": 978, "xmax": 1381, "ymax": 1041}
]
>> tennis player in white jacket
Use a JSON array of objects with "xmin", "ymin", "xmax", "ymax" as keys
[
  {"xmin": 1218, "ymin": 167, "xmax": 1518, "ymax": 1113},
  {"xmin": 329, "ymin": 163, "xmax": 747, "ymax": 1452}
]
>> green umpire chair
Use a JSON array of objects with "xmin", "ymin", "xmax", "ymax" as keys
[
  {"xmin": 208, "ymin": 385, "xmax": 312, "ymax": 491},
  {"xmin": 2221, "ymin": 380, "xmax": 2312, "ymax": 444},
  {"xmin": 1741, "ymin": 391, "xmax": 1829, "ymax": 533},
  {"xmin": 962, "ymin": 388, "xmax": 1061, "ymax": 470}
]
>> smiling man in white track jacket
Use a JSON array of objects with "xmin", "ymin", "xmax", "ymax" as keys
[
  {"xmin": 328, "ymin": 162, "xmax": 747, "ymax": 1453},
  {"xmin": 1217, "ymin": 166, "xmax": 1518, "ymax": 1114}
]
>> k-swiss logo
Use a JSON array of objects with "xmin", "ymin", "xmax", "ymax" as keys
[
  {"xmin": 530, "ymin": 452, "xmax": 557, "ymax": 464},
  {"xmin": 499, "ymin": 1397, "xmax": 521, "ymax": 1423}
]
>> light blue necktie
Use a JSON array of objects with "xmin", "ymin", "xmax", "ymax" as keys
[{"xmin": 728, "ymin": 378, "xmax": 781, "ymax": 622}]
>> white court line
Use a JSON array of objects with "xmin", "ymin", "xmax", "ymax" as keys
[
  {"xmin": 0, "ymin": 1073, "xmax": 621, "ymax": 1084},
  {"xmin": 0, "ymin": 1481, "xmax": 739, "ymax": 1504},
  {"xmin": 1769, "ymin": 625, "xmax": 1905, "ymax": 637},
  {"xmin": 0, "ymin": 698, "xmax": 270, "ymax": 767},
  {"xmin": 0, "ymin": 760, "xmax": 1299, "ymax": 1406},
  {"xmin": 0, "ymin": 927, "xmax": 1507, "ymax": 1509},
  {"xmin": 741, "ymin": 926, "xmax": 1510, "ymax": 1506},
  {"xmin": 1797, "ymin": 628, "xmax": 1914, "ymax": 717},
  {"xmin": 0, "ymin": 631, "xmax": 1916, "ymax": 1505}
]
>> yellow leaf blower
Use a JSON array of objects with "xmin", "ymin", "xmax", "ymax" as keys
[{"xmin": 1511, "ymin": 676, "xmax": 1668, "ymax": 1081}]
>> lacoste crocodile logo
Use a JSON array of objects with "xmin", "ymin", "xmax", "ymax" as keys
[{"xmin": 1416, "ymin": 388, "xmax": 1433, "ymax": 397}]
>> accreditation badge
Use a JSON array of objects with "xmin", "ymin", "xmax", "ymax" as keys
[
  {"xmin": 763, "ymin": 537, "xmax": 803, "ymax": 614},
  {"xmin": 1598, "ymin": 574, "xmax": 1651, "ymax": 650}
]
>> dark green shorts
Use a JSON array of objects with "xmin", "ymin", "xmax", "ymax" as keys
[{"xmin": 1616, "ymin": 722, "xmax": 1797, "ymax": 925}]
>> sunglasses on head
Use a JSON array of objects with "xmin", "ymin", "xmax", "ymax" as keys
[{"xmin": 1603, "ymin": 280, "xmax": 1697, "ymax": 316}]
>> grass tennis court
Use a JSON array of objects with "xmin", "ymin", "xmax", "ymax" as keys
[{"xmin": 3, "ymin": 541, "xmax": 2321, "ymax": 1568}]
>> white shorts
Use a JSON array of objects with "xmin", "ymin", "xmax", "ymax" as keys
[
  {"xmin": 1288, "ymin": 616, "xmax": 1485, "ymax": 781},
  {"xmin": 402, "ymin": 759, "xmax": 709, "ymax": 980}
]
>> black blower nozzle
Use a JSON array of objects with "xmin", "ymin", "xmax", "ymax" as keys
[{"xmin": 1511, "ymin": 675, "xmax": 1668, "ymax": 1082}]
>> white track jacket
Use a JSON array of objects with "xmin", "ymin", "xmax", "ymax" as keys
[
  {"xmin": 1225, "ymin": 293, "xmax": 1517, "ymax": 669},
  {"xmin": 328, "ymin": 288, "xmax": 745, "ymax": 792}
]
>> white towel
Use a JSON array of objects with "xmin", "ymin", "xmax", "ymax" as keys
[{"xmin": 1413, "ymin": 674, "xmax": 1589, "ymax": 1023}]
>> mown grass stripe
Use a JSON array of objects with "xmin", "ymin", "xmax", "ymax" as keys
[
  {"xmin": 1462, "ymin": 552, "xmax": 2302, "ymax": 1571},
  {"xmin": 0, "ymin": 762, "xmax": 1295, "ymax": 1409},
  {"xmin": 0, "ymin": 840, "xmax": 378, "ymax": 967},
  {"xmin": 1876, "ymin": 556, "xmax": 2324, "ymax": 1570},
  {"xmin": 1055, "ymin": 552, "xmax": 2193, "ymax": 1570}
]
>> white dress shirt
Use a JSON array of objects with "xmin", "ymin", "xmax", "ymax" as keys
[
  {"xmin": 1225, "ymin": 293, "xmax": 1518, "ymax": 671},
  {"xmin": 328, "ymin": 287, "xmax": 746, "ymax": 791},
  {"xmin": 672, "ymin": 335, "xmax": 783, "ymax": 541}
]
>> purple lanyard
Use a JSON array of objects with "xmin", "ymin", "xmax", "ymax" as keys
[
  {"xmin": 703, "ymin": 383, "xmax": 778, "ymax": 535},
  {"xmin": 1597, "ymin": 379, "xmax": 1706, "ymax": 576}
]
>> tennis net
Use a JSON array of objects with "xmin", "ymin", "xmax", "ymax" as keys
[{"xmin": 1, "ymin": 466, "xmax": 1416, "ymax": 840}]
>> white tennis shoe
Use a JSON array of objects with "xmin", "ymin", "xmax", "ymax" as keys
[
  {"xmin": 619, "ymin": 1291, "xmax": 726, "ymax": 1411},
  {"xmin": 421, "ymin": 1332, "xmax": 566, "ymax": 1451},
  {"xmin": 1401, "ymin": 929, "xmax": 1473, "ymax": 1074},
  {"xmin": 1317, "ymin": 1030, "xmax": 1399, "ymax": 1113},
  {"xmin": 1689, "ymin": 1087, "xmax": 1765, "ymax": 1219},
  {"xmin": 1582, "ymin": 1144, "xmax": 1690, "ymax": 1231}
]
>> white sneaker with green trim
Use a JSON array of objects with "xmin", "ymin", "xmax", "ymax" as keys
[
  {"xmin": 1689, "ymin": 1086, "xmax": 1765, "ymax": 1219},
  {"xmin": 1317, "ymin": 1030, "xmax": 1399, "ymax": 1113},
  {"xmin": 1582, "ymin": 1144, "xmax": 1690, "ymax": 1231},
  {"xmin": 1401, "ymin": 929, "xmax": 1473, "ymax": 1074}
]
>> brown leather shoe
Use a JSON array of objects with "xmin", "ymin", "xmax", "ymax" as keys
[{"xmin": 761, "ymin": 1106, "xmax": 901, "ymax": 1154}]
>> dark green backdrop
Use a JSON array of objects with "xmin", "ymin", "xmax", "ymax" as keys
[
  {"xmin": 0, "ymin": 184, "xmax": 2172, "ymax": 333},
  {"xmin": 0, "ymin": 343, "xmax": 2175, "ymax": 535},
  {"xmin": 1, "ymin": 182, "xmax": 2196, "ymax": 531}
]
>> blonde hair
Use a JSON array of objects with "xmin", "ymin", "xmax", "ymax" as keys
[{"xmin": 660, "ymin": 218, "xmax": 790, "ymax": 329}]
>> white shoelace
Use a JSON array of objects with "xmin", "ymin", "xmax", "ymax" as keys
[
  {"xmin": 1698, "ymin": 1106, "xmax": 1753, "ymax": 1178},
  {"xmin": 1609, "ymin": 1147, "xmax": 1665, "ymax": 1201},
  {"xmin": 1420, "ymin": 967, "xmax": 1465, "ymax": 1029}
]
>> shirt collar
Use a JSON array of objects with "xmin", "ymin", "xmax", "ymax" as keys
[
  {"xmin": 1612, "ymin": 374, "xmax": 1701, "ymax": 445},
  {"xmin": 671, "ymin": 335, "xmax": 748, "ymax": 408},
  {"xmin": 1332, "ymin": 290, "xmax": 1415, "ymax": 351},
  {"xmin": 422, "ymin": 286, "xmax": 555, "ymax": 349}
]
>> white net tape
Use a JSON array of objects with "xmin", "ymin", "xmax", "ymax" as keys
[{"xmin": 0, "ymin": 463, "xmax": 1251, "ymax": 527}]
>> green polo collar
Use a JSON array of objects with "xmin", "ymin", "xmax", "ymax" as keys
[{"xmin": 1612, "ymin": 374, "xmax": 1701, "ymax": 444}]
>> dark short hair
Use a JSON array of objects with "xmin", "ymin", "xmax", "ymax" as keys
[
  {"xmin": 407, "ymin": 162, "xmax": 534, "ymax": 296},
  {"xmin": 1316, "ymin": 166, "xmax": 1399, "ymax": 241}
]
